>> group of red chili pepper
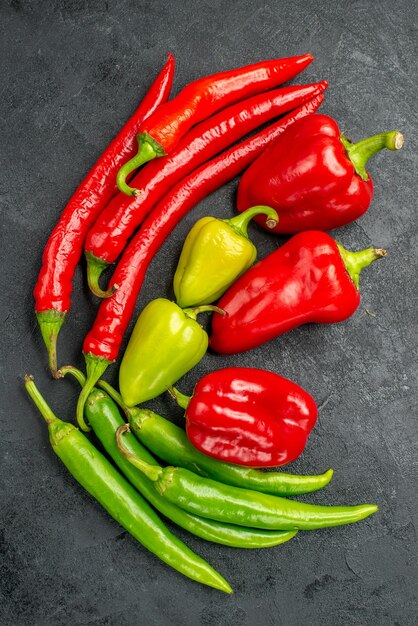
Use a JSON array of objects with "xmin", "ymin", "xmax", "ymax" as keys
[{"xmin": 26, "ymin": 52, "xmax": 403, "ymax": 593}]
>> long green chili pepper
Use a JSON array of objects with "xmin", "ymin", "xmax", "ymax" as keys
[
  {"xmin": 61, "ymin": 367, "xmax": 296, "ymax": 549},
  {"xmin": 92, "ymin": 375, "xmax": 333, "ymax": 496},
  {"xmin": 116, "ymin": 425, "xmax": 378, "ymax": 531},
  {"xmin": 24, "ymin": 375, "xmax": 232, "ymax": 593}
]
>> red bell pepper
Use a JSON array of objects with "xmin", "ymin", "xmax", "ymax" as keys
[
  {"xmin": 237, "ymin": 114, "xmax": 404, "ymax": 233},
  {"xmin": 210, "ymin": 231, "xmax": 386, "ymax": 354},
  {"xmin": 171, "ymin": 367, "xmax": 318, "ymax": 467}
]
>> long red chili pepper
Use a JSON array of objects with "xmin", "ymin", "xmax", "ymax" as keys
[
  {"xmin": 34, "ymin": 54, "xmax": 175, "ymax": 376},
  {"xmin": 116, "ymin": 54, "xmax": 314, "ymax": 196},
  {"xmin": 74, "ymin": 94, "xmax": 325, "ymax": 431},
  {"xmin": 86, "ymin": 81, "xmax": 327, "ymax": 296}
]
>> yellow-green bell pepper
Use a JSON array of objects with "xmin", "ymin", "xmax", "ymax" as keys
[
  {"xmin": 119, "ymin": 298, "xmax": 222, "ymax": 407},
  {"xmin": 173, "ymin": 205, "xmax": 278, "ymax": 308}
]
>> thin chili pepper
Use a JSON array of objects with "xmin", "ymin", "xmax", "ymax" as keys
[
  {"xmin": 85, "ymin": 81, "xmax": 327, "ymax": 296},
  {"xmin": 75, "ymin": 94, "xmax": 325, "ymax": 432},
  {"xmin": 24, "ymin": 374, "xmax": 232, "ymax": 593},
  {"xmin": 34, "ymin": 54, "xmax": 175, "ymax": 376},
  {"xmin": 94, "ymin": 376, "xmax": 333, "ymax": 496},
  {"xmin": 61, "ymin": 366, "xmax": 297, "ymax": 549},
  {"xmin": 116, "ymin": 54, "xmax": 314, "ymax": 195},
  {"xmin": 117, "ymin": 425, "xmax": 378, "ymax": 531}
]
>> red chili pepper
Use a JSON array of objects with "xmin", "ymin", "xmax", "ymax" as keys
[
  {"xmin": 86, "ymin": 81, "xmax": 327, "ymax": 297},
  {"xmin": 171, "ymin": 367, "xmax": 318, "ymax": 467},
  {"xmin": 210, "ymin": 231, "xmax": 387, "ymax": 355},
  {"xmin": 237, "ymin": 114, "xmax": 404, "ymax": 233},
  {"xmin": 34, "ymin": 54, "xmax": 175, "ymax": 375},
  {"xmin": 74, "ymin": 94, "xmax": 325, "ymax": 432},
  {"xmin": 116, "ymin": 54, "xmax": 314, "ymax": 196}
]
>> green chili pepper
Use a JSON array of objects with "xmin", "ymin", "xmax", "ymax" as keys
[
  {"xmin": 117, "ymin": 426, "xmax": 378, "ymax": 531},
  {"xmin": 173, "ymin": 206, "xmax": 279, "ymax": 308},
  {"xmin": 119, "ymin": 298, "xmax": 222, "ymax": 407},
  {"xmin": 61, "ymin": 366, "xmax": 296, "ymax": 549},
  {"xmin": 97, "ymin": 377, "xmax": 333, "ymax": 497},
  {"xmin": 24, "ymin": 374, "xmax": 232, "ymax": 593}
]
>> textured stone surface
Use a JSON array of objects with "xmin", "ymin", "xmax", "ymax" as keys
[{"xmin": 1, "ymin": 0, "xmax": 417, "ymax": 624}]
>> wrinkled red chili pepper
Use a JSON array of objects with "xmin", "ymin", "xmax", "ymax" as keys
[
  {"xmin": 34, "ymin": 54, "xmax": 175, "ymax": 375},
  {"xmin": 237, "ymin": 114, "xmax": 404, "ymax": 233},
  {"xmin": 170, "ymin": 367, "xmax": 318, "ymax": 468},
  {"xmin": 210, "ymin": 231, "xmax": 387, "ymax": 355},
  {"xmin": 86, "ymin": 81, "xmax": 327, "ymax": 297},
  {"xmin": 116, "ymin": 54, "xmax": 314, "ymax": 196},
  {"xmin": 75, "ymin": 94, "xmax": 325, "ymax": 431}
]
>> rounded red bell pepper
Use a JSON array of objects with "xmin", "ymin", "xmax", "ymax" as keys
[
  {"xmin": 210, "ymin": 231, "xmax": 386, "ymax": 354},
  {"xmin": 170, "ymin": 367, "xmax": 318, "ymax": 468},
  {"xmin": 237, "ymin": 114, "xmax": 404, "ymax": 233}
]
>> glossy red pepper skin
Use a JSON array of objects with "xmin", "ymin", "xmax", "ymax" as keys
[
  {"xmin": 210, "ymin": 231, "xmax": 385, "ymax": 355},
  {"xmin": 85, "ymin": 81, "xmax": 327, "ymax": 277},
  {"xmin": 76, "ymin": 95, "xmax": 325, "ymax": 431},
  {"xmin": 237, "ymin": 114, "xmax": 403, "ymax": 233},
  {"xmin": 184, "ymin": 368, "xmax": 318, "ymax": 467},
  {"xmin": 84, "ymin": 96, "xmax": 325, "ymax": 363},
  {"xmin": 33, "ymin": 54, "xmax": 175, "ymax": 373},
  {"xmin": 142, "ymin": 54, "xmax": 313, "ymax": 151}
]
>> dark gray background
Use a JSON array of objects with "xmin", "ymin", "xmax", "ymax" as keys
[{"xmin": 1, "ymin": 0, "xmax": 417, "ymax": 624}]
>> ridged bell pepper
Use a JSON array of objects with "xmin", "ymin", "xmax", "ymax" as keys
[
  {"xmin": 173, "ymin": 206, "xmax": 278, "ymax": 308},
  {"xmin": 170, "ymin": 367, "xmax": 318, "ymax": 467},
  {"xmin": 237, "ymin": 114, "xmax": 404, "ymax": 233},
  {"xmin": 119, "ymin": 299, "xmax": 222, "ymax": 406},
  {"xmin": 210, "ymin": 231, "xmax": 386, "ymax": 354}
]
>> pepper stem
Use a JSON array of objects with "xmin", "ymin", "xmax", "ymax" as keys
[
  {"xmin": 116, "ymin": 424, "xmax": 163, "ymax": 481},
  {"xmin": 337, "ymin": 243, "xmax": 387, "ymax": 290},
  {"xmin": 341, "ymin": 130, "xmax": 404, "ymax": 182},
  {"xmin": 76, "ymin": 354, "xmax": 111, "ymax": 432},
  {"xmin": 85, "ymin": 252, "xmax": 118, "ymax": 299},
  {"xmin": 36, "ymin": 310, "xmax": 66, "ymax": 378},
  {"xmin": 226, "ymin": 205, "xmax": 279, "ymax": 237},
  {"xmin": 168, "ymin": 386, "xmax": 191, "ymax": 409},
  {"xmin": 58, "ymin": 365, "xmax": 86, "ymax": 386},
  {"xmin": 183, "ymin": 304, "xmax": 225, "ymax": 321},
  {"xmin": 24, "ymin": 375, "xmax": 57, "ymax": 425},
  {"xmin": 116, "ymin": 132, "xmax": 166, "ymax": 196}
]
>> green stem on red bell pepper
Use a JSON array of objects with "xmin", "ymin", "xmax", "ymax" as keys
[
  {"xmin": 336, "ymin": 244, "xmax": 387, "ymax": 290},
  {"xmin": 169, "ymin": 386, "xmax": 191, "ymax": 410},
  {"xmin": 341, "ymin": 130, "xmax": 404, "ymax": 182}
]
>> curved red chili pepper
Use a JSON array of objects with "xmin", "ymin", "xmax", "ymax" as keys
[
  {"xmin": 116, "ymin": 54, "xmax": 314, "ymax": 196},
  {"xmin": 237, "ymin": 114, "xmax": 404, "ymax": 233},
  {"xmin": 209, "ymin": 231, "xmax": 387, "ymax": 355},
  {"xmin": 179, "ymin": 367, "xmax": 318, "ymax": 467},
  {"xmin": 75, "ymin": 94, "xmax": 325, "ymax": 432},
  {"xmin": 34, "ymin": 54, "xmax": 175, "ymax": 375},
  {"xmin": 85, "ymin": 80, "xmax": 327, "ymax": 296}
]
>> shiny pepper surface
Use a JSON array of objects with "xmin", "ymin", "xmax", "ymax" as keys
[
  {"xmin": 210, "ymin": 231, "xmax": 386, "ymax": 355},
  {"xmin": 119, "ymin": 299, "xmax": 220, "ymax": 407},
  {"xmin": 237, "ymin": 114, "xmax": 403, "ymax": 233},
  {"xmin": 173, "ymin": 206, "xmax": 278, "ymax": 308},
  {"xmin": 176, "ymin": 367, "xmax": 318, "ymax": 467}
]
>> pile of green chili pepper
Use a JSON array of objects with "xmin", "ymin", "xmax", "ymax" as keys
[{"xmin": 26, "ymin": 52, "xmax": 402, "ymax": 593}]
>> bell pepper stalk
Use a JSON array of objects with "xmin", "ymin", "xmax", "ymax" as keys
[
  {"xmin": 118, "ymin": 299, "xmax": 224, "ymax": 410},
  {"xmin": 209, "ymin": 231, "xmax": 387, "ymax": 355},
  {"xmin": 173, "ymin": 205, "xmax": 278, "ymax": 308},
  {"xmin": 237, "ymin": 114, "xmax": 404, "ymax": 233},
  {"xmin": 168, "ymin": 367, "xmax": 318, "ymax": 467}
]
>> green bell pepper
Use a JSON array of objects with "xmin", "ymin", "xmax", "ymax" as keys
[{"xmin": 119, "ymin": 298, "xmax": 222, "ymax": 406}]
